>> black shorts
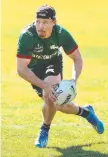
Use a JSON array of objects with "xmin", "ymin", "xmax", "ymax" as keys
[{"xmin": 31, "ymin": 54, "xmax": 63, "ymax": 97}]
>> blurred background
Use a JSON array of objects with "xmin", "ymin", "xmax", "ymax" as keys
[
  {"xmin": 1, "ymin": 0, "xmax": 108, "ymax": 156},
  {"xmin": 2, "ymin": 0, "xmax": 108, "ymax": 104}
]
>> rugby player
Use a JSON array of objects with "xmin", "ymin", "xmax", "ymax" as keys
[{"xmin": 17, "ymin": 5, "xmax": 104, "ymax": 148}]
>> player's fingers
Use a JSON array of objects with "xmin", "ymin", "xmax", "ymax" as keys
[{"xmin": 49, "ymin": 94, "xmax": 56, "ymax": 103}]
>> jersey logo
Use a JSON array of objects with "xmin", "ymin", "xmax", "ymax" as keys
[
  {"xmin": 27, "ymin": 31, "xmax": 33, "ymax": 36},
  {"xmin": 58, "ymin": 26, "xmax": 63, "ymax": 34},
  {"xmin": 46, "ymin": 65, "xmax": 54, "ymax": 69},
  {"xmin": 32, "ymin": 52, "xmax": 57, "ymax": 60},
  {"xmin": 50, "ymin": 45, "xmax": 59, "ymax": 50},
  {"xmin": 33, "ymin": 44, "xmax": 43, "ymax": 53}
]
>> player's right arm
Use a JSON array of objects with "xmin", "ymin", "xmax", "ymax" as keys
[
  {"xmin": 17, "ymin": 30, "xmax": 46, "ymax": 89},
  {"xmin": 17, "ymin": 58, "xmax": 55, "ymax": 102},
  {"xmin": 16, "ymin": 30, "xmax": 55, "ymax": 101},
  {"xmin": 17, "ymin": 57, "xmax": 46, "ymax": 89}
]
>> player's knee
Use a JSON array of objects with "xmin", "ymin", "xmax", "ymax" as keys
[
  {"xmin": 56, "ymin": 103, "xmax": 72, "ymax": 111},
  {"xmin": 44, "ymin": 98, "xmax": 55, "ymax": 107},
  {"xmin": 56, "ymin": 104, "xmax": 65, "ymax": 111},
  {"xmin": 56, "ymin": 105, "xmax": 61, "ymax": 111}
]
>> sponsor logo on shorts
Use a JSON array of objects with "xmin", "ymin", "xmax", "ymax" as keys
[{"xmin": 45, "ymin": 68, "xmax": 55, "ymax": 74}]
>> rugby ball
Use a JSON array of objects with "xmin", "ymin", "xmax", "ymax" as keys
[{"xmin": 53, "ymin": 80, "xmax": 76, "ymax": 106}]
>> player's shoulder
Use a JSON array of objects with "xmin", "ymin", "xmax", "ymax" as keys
[
  {"xmin": 18, "ymin": 23, "xmax": 35, "ymax": 41},
  {"xmin": 54, "ymin": 24, "xmax": 70, "ymax": 37},
  {"xmin": 55, "ymin": 24, "xmax": 66, "ymax": 34}
]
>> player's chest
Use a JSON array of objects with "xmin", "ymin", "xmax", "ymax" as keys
[{"xmin": 32, "ymin": 39, "xmax": 59, "ymax": 54}]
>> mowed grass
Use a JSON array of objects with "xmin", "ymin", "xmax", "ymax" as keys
[{"xmin": 1, "ymin": 0, "xmax": 108, "ymax": 157}]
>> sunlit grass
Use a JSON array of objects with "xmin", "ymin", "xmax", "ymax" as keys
[{"xmin": 1, "ymin": 0, "xmax": 108, "ymax": 156}]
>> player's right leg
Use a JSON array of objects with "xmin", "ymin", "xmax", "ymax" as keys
[
  {"xmin": 33, "ymin": 74, "xmax": 61, "ymax": 148},
  {"xmin": 32, "ymin": 55, "xmax": 63, "ymax": 148},
  {"xmin": 31, "ymin": 64, "xmax": 51, "ymax": 148},
  {"xmin": 31, "ymin": 70, "xmax": 62, "ymax": 147}
]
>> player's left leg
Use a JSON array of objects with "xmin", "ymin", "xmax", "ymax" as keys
[
  {"xmin": 35, "ymin": 54, "xmax": 63, "ymax": 148},
  {"xmin": 56, "ymin": 102, "xmax": 104, "ymax": 134},
  {"xmin": 35, "ymin": 74, "xmax": 61, "ymax": 148}
]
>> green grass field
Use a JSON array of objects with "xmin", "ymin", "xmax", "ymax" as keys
[{"xmin": 1, "ymin": 0, "xmax": 108, "ymax": 156}]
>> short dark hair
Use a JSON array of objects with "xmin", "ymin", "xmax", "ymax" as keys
[{"xmin": 36, "ymin": 4, "xmax": 56, "ymax": 20}]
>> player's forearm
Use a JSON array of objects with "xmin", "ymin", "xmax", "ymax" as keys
[
  {"xmin": 72, "ymin": 59, "xmax": 83, "ymax": 82},
  {"xmin": 17, "ymin": 67, "xmax": 45, "ymax": 89}
]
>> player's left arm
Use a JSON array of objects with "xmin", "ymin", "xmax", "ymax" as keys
[
  {"xmin": 68, "ymin": 48, "xmax": 83, "ymax": 83},
  {"xmin": 59, "ymin": 27, "xmax": 83, "ymax": 83}
]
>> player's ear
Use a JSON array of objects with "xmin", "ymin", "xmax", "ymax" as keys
[{"xmin": 53, "ymin": 19, "xmax": 56, "ymax": 26}]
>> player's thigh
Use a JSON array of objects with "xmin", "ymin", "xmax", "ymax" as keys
[
  {"xmin": 31, "ymin": 63, "xmax": 45, "ymax": 97},
  {"xmin": 44, "ymin": 54, "xmax": 63, "ymax": 84},
  {"xmin": 44, "ymin": 74, "xmax": 61, "ymax": 86}
]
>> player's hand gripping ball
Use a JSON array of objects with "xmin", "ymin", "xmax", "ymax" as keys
[{"xmin": 53, "ymin": 80, "xmax": 76, "ymax": 106}]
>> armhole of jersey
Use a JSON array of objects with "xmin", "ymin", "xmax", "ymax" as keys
[
  {"xmin": 16, "ymin": 54, "xmax": 32, "ymax": 59},
  {"xmin": 66, "ymin": 45, "xmax": 78, "ymax": 55}
]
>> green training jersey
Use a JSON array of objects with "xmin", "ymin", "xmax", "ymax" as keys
[{"xmin": 17, "ymin": 23, "xmax": 78, "ymax": 68}]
